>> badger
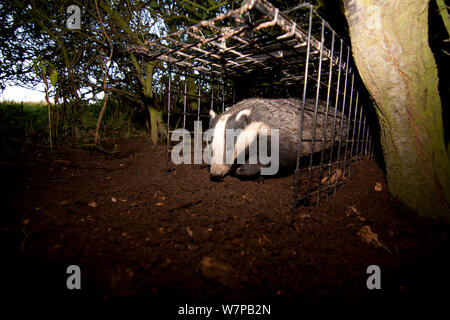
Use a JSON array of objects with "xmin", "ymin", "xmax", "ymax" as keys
[{"xmin": 208, "ymin": 98, "xmax": 348, "ymax": 179}]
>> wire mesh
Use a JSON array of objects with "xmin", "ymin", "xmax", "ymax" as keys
[{"xmin": 130, "ymin": 0, "xmax": 375, "ymax": 222}]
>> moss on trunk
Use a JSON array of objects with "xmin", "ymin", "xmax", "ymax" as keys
[{"xmin": 148, "ymin": 106, "xmax": 166, "ymax": 144}]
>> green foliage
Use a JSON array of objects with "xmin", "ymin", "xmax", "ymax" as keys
[
  {"xmin": 50, "ymin": 69, "xmax": 58, "ymax": 87},
  {"xmin": 0, "ymin": 101, "xmax": 48, "ymax": 153},
  {"xmin": 0, "ymin": 98, "xmax": 144, "ymax": 153}
]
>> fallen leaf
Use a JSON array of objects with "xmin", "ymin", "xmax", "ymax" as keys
[
  {"xmin": 358, "ymin": 226, "xmax": 380, "ymax": 246},
  {"xmin": 186, "ymin": 226, "xmax": 193, "ymax": 237},
  {"xmin": 188, "ymin": 244, "xmax": 199, "ymax": 251},
  {"xmin": 58, "ymin": 200, "xmax": 69, "ymax": 207},
  {"xmin": 232, "ymin": 238, "xmax": 240, "ymax": 246},
  {"xmin": 88, "ymin": 201, "xmax": 97, "ymax": 207},
  {"xmin": 299, "ymin": 213, "xmax": 311, "ymax": 219},
  {"xmin": 357, "ymin": 225, "xmax": 392, "ymax": 254},
  {"xmin": 345, "ymin": 205, "xmax": 360, "ymax": 216},
  {"xmin": 156, "ymin": 202, "xmax": 164, "ymax": 207},
  {"xmin": 111, "ymin": 197, "xmax": 117, "ymax": 202},
  {"xmin": 125, "ymin": 268, "xmax": 134, "ymax": 278},
  {"xmin": 374, "ymin": 182, "xmax": 383, "ymax": 192},
  {"xmin": 199, "ymin": 256, "xmax": 240, "ymax": 288},
  {"xmin": 21, "ymin": 219, "xmax": 30, "ymax": 225},
  {"xmin": 321, "ymin": 169, "xmax": 343, "ymax": 185}
]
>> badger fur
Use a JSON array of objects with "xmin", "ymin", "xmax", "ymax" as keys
[{"xmin": 208, "ymin": 98, "xmax": 348, "ymax": 179}]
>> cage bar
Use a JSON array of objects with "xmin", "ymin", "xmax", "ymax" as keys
[{"xmin": 129, "ymin": 0, "xmax": 376, "ymax": 223}]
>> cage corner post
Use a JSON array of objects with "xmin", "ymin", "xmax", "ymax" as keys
[
  {"xmin": 291, "ymin": 4, "xmax": 313, "ymax": 225},
  {"xmin": 165, "ymin": 68, "xmax": 172, "ymax": 174}
]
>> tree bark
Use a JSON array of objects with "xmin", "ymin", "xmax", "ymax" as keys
[
  {"xmin": 344, "ymin": 0, "xmax": 450, "ymax": 222},
  {"xmin": 130, "ymin": 56, "xmax": 165, "ymax": 144},
  {"xmin": 148, "ymin": 105, "xmax": 166, "ymax": 144}
]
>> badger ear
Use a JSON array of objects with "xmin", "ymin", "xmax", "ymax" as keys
[
  {"xmin": 209, "ymin": 109, "xmax": 216, "ymax": 119},
  {"xmin": 235, "ymin": 109, "xmax": 251, "ymax": 123}
]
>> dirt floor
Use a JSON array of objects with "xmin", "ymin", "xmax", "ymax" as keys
[{"xmin": 2, "ymin": 137, "xmax": 450, "ymax": 314}]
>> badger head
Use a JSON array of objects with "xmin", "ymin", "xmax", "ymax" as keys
[{"xmin": 208, "ymin": 108, "xmax": 256, "ymax": 179}]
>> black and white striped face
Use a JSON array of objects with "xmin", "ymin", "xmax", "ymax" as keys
[{"xmin": 208, "ymin": 108, "xmax": 268, "ymax": 178}]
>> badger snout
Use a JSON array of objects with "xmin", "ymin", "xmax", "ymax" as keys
[{"xmin": 210, "ymin": 164, "xmax": 231, "ymax": 180}]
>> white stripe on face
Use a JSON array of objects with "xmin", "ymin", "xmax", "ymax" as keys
[
  {"xmin": 234, "ymin": 121, "xmax": 271, "ymax": 162},
  {"xmin": 211, "ymin": 114, "xmax": 231, "ymax": 166}
]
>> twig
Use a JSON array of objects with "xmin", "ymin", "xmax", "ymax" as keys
[{"xmin": 20, "ymin": 228, "xmax": 31, "ymax": 255}]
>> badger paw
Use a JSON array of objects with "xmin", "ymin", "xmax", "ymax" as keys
[{"xmin": 235, "ymin": 164, "xmax": 261, "ymax": 177}]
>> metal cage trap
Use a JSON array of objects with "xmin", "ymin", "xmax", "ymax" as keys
[{"xmin": 130, "ymin": 0, "xmax": 375, "ymax": 221}]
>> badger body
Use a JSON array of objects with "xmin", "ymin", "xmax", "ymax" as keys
[{"xmin": 208, "ymin": 98, "xmax": 348, "ymax": 178}]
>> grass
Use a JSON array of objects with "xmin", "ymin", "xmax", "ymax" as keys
[
  {"xmin": 0, "ymin": 99, "xmax": 144, "ymax": 155},
  {"xmin": 0, "ymin": 101, "xmax": 49, "ymax": 153}
]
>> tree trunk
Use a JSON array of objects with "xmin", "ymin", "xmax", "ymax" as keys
[
  {"xmin": 148, "ymin": 105, "xmax": 166, "ymax": 144},
  {"xmin": 344, "ymin": 0, "xmax": 450, "ymax": 222}
]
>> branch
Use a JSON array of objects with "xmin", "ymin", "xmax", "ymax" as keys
[
  {"xmin": 94, "ymin": 0, "xmax": 114, "ymax": 145},
  {"xmin": 435, "ymin": 0, "xmax": 450, "ymax": 38}
]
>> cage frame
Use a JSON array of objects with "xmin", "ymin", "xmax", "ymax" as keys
[{"xmin": 129, "ymin": 0, "xmax": 375, "ymax": 223}]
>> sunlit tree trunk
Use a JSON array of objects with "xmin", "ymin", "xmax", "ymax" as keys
[
  {"xmin": 344, "ymin": 0, "xmax": 450, "ymax": 222},
  {"xmin": 130, "ymin": 55, "xmax": 165, "ymax": 144}
]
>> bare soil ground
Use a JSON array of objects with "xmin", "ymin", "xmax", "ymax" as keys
[{"xmin": 1, "ymin": 137, "xmax": 449, "ymax": 315}]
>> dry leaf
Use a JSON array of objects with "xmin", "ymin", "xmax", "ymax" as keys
[
  {"xmin": 299, "ymin": 213, "xmax": 311, "ymax": 219},
  {"xmin": 125, "ymin": 268, "xmax": 134, "ymax": 278},
  {"xmin": 111, "ymin": 197, "xmax": 117, "ymax": 202},
  {"xmin": 88, "ymin": 201, "xmax": 97, "ymax": 207},
  {"xmin": 198, "ymin": 256, "xmax": 239, "ymax": 288},
  {"xmin": 374, "ymin": 182, "xmax": 382, "ymax": 192},
  {"xmin": 156, "ymin": 202, "xmax": 164, "ymax": 207},
  {"xmin": 357, "ymin": 225, "xmax": 392, "ymax": 254},
  {"xmin": 58, "ymin": 200, "xmax": 69, "ymax": 206},
  {"xmin": 186, "ymin": 226, "xmax": 193, "ymax": 237},
  {"xmin": 321, "ymin": 169, "xmax": 343, "ymax": 185},
  {"xmin": 345, "ymin": 205, "xmax": 360, "ymax": 216},
  {"xmin": 188, "ymin": 244, "xmax": 199, "ymax": 251},
  {"xmin": 358, "ymin": 226, "xmax": 380, "ymax": 246}
]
